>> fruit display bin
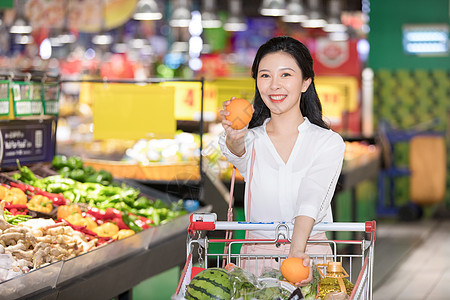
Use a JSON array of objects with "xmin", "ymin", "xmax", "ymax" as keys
[
  {"xmin": 0, "ymin": 200, "xmax": 211, "ymax": 300},
  {"xmin": 0, "ymin": 166, "xmax": 210, "ymax": 299},
  {"xmin": 83, "ymin": 159, "xmax": 201, "ymax": 181}
]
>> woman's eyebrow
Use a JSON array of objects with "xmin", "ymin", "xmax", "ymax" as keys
[
  {"xmin": 258, "ymin": 67, "xmax": 296, "ymax": 73},
  {"xmin": 279, "ymin": 67, "xmax": 296, "ymax": 72}
]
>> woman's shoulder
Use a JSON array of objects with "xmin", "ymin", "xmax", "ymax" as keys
[
  {"xmin": 307, "ymin": 123, "xmax": 344, "ymax": 145},
  {"xmin": 248, "ymin": 122, "xmax": 267, "ymax": 137}
]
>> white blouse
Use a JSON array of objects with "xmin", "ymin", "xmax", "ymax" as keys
[{"xmin": 218, "ymin": 117, "xmax": 346, "ymax": 238}]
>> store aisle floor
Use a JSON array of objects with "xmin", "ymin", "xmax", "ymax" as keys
[{"xmin": 373, "ymin": 219, "xmax": 450, "ymax": 300}]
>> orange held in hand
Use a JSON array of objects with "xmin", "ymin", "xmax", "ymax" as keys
[
  {"xmin": 226, "ymin": 98, "xmax": 253, "ymax": 130},
  {"xmin": 280, "ymin": 257, "xmax": 310, "ymax": 283}
]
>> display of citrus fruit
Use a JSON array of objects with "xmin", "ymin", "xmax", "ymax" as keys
[
  {"xmin": 280, "ymin": 257, "xmax": 310, "ymax": 283},
  {"xmin": 225, "ymin": 98, "xmax": 253, "ymax": 130}
]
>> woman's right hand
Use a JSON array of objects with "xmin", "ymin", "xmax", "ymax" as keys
[
  {"xmin": 219, "ymin": 97, "xmax": 248, "ymax": 157},
  {"xmin": 219, "ymin": 97, "xmax": 248, "ymax": 137}
]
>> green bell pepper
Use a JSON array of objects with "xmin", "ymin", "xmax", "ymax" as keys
[
  {"xmin": 52, "ymin": 155, "xmax": 68, "ymax": 169},
  {"xmin": 69, "ymin": 169, "xmax": 87, "ymax": 182},
  {"xmin": 84, "ymin": 165, "xmax": 96, "ymax": 176},
  {"xmin": 67, "ymin": 156, "xmax": 84, "ymax": 170}
]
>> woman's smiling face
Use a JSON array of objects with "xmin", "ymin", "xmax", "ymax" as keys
[{"xmin": 256, "ymin": 51, "xmax": 310, "ymax": 116}]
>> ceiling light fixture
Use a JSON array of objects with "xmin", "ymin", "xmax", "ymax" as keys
[
  {"xmin": 14, "ymin": 34, "xmax": 33, "ymax": 44},
  {"xmin": 324, "ymin": 0, "xmax": 347, "ymax": 32},
  {"xmin": 133, "ymin": 0, "xmax": 163, "ymax": 21},
  {"xmin": 92, "ymin": 0, "xmax": 113, "ymax": 45},
  {"xmin": 302, "ymin": 0, "xmax": 327, "ymax": 28},
  {"xmin": 224, "ymin": 0, "xmax": 247, "ymax": 32},
  {"xmin": 282, "ymin": 0, "xmax": 307, "ymax": 23},
  {"xmin": 169, "ymin": 0, "xmax": 191, "ymax": 27},
  {"xmin": 10, "ymin": 18, "xmax": 32, "ymax": 34},
  {"xmin": 92, "ymin": 33, "xmax": 114, "ymax": 45},
  {"xmin": 58, "ymin": 32, "xmax": 77, "ymax": 44},
  {"xmin": 259, "ymin": 0, "xmax": 287, "ymax": 17},
  {"xmin": 57, "ymin": 0, "xmax": 76, "ymax": 44},
  {"xmin": 201, "ymin": 0, "xmax": 221, "ymax": 28},
  {"xmin": 10, "ymin": 0, "xmax": 32, "ymax": 34}
]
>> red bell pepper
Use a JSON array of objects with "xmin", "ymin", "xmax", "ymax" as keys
[
  {"xmin": 9, "ymin": 182, "xmax": 69, "ymax": 206},
  {"xmin": 112, "ymin": 217, "xmax": 129, "ymax": 230},
  {"xmin": 85, "ymin": 207, "xmax": 106, "ymax": 220},
  {"xmin": 4, "ymin": 202, "xmax": 28, "ymax": 215},
  {"xmin": 104, "ymin": 207, "xmax": 122, "ymax": 220},
  {"xmin": 135, "ymin": 215, "xmax": 154, "ymax": 230}
]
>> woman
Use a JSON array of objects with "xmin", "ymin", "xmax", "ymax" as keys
[{"xmin": 218, "ymin": 36, "xmax": 346, "ymax": 286}]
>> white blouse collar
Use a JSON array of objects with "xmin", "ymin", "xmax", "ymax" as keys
[{"xmin": 262, "ymin": 117, "xmax": 311, "ymax": 132}]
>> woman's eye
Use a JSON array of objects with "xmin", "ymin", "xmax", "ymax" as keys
[
  {"xmin": 260, "ymin": 74, "xmax": 270, "ymax": 78},
  {"xmin": 281, "ymin": 73, "xmax": 292, "ymax": 77}
]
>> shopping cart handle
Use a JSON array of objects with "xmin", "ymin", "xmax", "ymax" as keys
[
  {"xmin": 189, "ymin": 213, "xmax": 377, "ymax": 234},
  {"xmin": 189, "ymin": 213, "xmax": 218, "ymax": 231}
]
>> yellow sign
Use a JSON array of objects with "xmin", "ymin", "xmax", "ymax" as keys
[
  {"xmin": 92, "ymin": 83, "xmax": 176, "ymax": 140},
  {"xmin": 161, "ymin": 82, "xmax": 201, "ymax": 121},
  {"xmin": 315, "ymin": 76, "xmax": 358, "ymax": 123},
  {"xmin": 203, "ymin": 82, "xmax": 218, "ymax": 121},
  {"xmin": 161, "ymin": 81, "xmax": 217, "ymax": 121}
]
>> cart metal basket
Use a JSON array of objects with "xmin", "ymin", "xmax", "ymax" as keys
[{"xmin": 175, "ymin": 213, "xmax": 376, "ymax": 300}]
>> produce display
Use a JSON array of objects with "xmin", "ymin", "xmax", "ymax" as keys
[
  {"xmin": 124, "ymin": 131, "xmax": 201, "ymax": 165},
  {"xmin": 55, "ymin": 131, "xmax": 380, "ymax": 185},
  {"xmin": 0, "ymin": 201, "xmax": 95, "ymax": 282},
  {"xmin": 343, "ymin": 141, "xmax": 379, "ymax": 170},
  {"xmin": 0, "ymin": 156, "xmax": 188, "ymax": 284}
]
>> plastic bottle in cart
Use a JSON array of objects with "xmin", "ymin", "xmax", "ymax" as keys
[{"xmin": 317, "ymin": 262, "xmax": 354, "ymax": 299}]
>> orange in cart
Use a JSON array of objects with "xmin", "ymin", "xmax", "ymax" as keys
[
  {"xmin": 280, "ymin": 257, "xmax": 309, "ymax": 283},
  {"xmin": 225, "ymin": 98, "xmax": 253, "ymax": 130}
]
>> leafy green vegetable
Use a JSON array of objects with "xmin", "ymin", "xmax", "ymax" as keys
[
  {"xmin": 12, "ymin": 161, "xmax": 188, "ymax": 226},
  {"xmin": 4, "ymin": 211, "xmax": 32, "ymax": 225}
]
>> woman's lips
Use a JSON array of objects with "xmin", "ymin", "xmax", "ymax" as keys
[{"xmin": 269, "ymin": 95, "xmax": 287, "ymax": 103}]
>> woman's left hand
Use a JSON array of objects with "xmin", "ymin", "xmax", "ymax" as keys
[{"xmin": 288, "ymin": 252, "xmax": 313, "ymax": 287}]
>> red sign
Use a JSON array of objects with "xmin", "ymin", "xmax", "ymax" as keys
[{"xmin": 310, "ymin": 38, "xmax": 361, "ymax": 77}]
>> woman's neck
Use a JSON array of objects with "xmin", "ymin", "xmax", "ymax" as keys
[{"xmin": 267, "ymin": 110, "xmax": 304, "ymax": 135}]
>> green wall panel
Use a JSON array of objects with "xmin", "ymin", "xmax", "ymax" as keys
[
  {"xmin": 369, "ymin": 0, "xmax": 450, "ymax": 70},
  {"xmin": 374, "ymin": 69, "xmax": 450, "ymax": 208}
]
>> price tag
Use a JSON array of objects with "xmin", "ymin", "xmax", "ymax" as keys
[
  {"xmin": 12, "ymin": 82, "xmax": 32, "ymax": 116},
  {"xmin": 0, "ymin": 119, "xmax": 56, "ymax": 167},
  {"xmin": 31, "ymin": 82, "xmax": 43, "ymax": 115},
  {"xmin": 42, "ymin": 83, "xmax": 60, "ymax": 115},
  {"xmin": 0, "ymin": 80, "xmax": 10, "ymax": 116}
]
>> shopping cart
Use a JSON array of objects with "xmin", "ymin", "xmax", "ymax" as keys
[{"xmin": 175, "ymin": 213, "xmax": 376, "ymax": 300}]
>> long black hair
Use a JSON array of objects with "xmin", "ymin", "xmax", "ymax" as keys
[{"xmin": 248, "ymin": 36, "xmax": 329, "ymax": 130}]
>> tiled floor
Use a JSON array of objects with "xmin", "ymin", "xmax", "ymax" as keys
[{"xmin": 373, "ymin": 219, "xmax": 450, "ymax": 300}]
